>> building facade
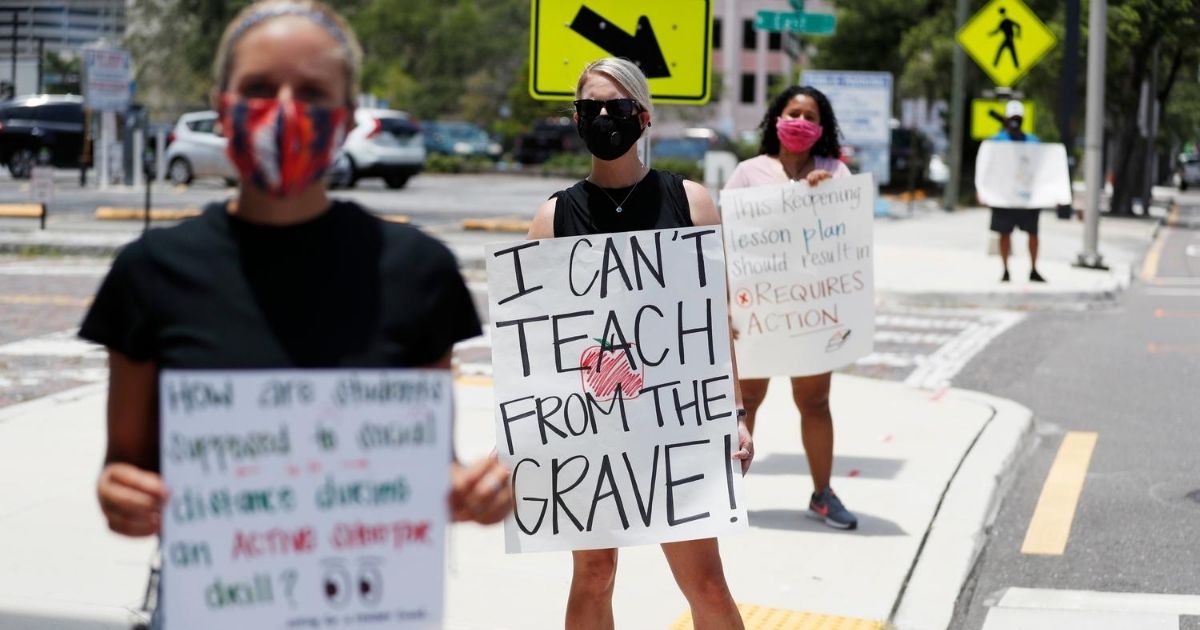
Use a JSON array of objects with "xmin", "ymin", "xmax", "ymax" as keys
[{"xmin": 0, "ymin": 0, "xmax": 126, "ymax": 94}]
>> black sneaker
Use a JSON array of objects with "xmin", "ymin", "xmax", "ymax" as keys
[
  {"xmin": 808, "ymin": 488, "xmax": 858, "ymax": 530},
  {"xmin": 1001, "ymin": 269, "xmax": 1011, "ymax": 282},
  {"xmin": 1030, "ymin": 269, "xmax": 1046, "ymax": 283}
]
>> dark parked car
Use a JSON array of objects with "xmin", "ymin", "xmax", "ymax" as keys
[
  {"xmin": 889, "ymin": 127, "xmax": 933, "ymax": 188},
  {"xmin": 0, "ymin": 95, "xmax": 85, "ymax": 178},
  {"xmin": 513, "ymin": 117, "xmax": 584, "ymax": 165},
  {"xmin": 424, "ymin": 121, "xmax": 502, "ymax": 160},
  {"xmin": 650, "ymin": 128, "xmax": 737, "ymax": 164}
]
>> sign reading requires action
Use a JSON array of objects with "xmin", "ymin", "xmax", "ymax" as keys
[
  {"xmin": 529, "ymin": 0, "xmax": 712, "ymax": 104},
  {"xmin": 956, "ymin": 0, "xmax": 1056, "ymax": 87},
  {"xmin": 487, "ymin": 227, "xmax": 747, "ymax": 553},
  {"xmin": 721, "ymin": 174, "xmax": 876, "ymax": 378},
  {"xmin": 160, "ymin": 369, "xmax": 451, "ymax": 629}
]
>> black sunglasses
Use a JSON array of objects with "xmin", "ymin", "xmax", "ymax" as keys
[{"xmin": 573, "ymin": 98, "xmax": 642, "ymax": 119}]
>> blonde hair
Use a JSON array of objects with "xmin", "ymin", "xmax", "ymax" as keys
[
  {"xmin": 212, "ymin": 0, "xmax": 363, "ymax": 106},
  {"xmin": 575, "ymin": 57, "xmax": 654, "ymax": 117}
]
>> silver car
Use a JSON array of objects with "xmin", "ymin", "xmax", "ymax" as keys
[{"xmin": 1174, "ymin": 154, "xmax": 1200, "ymax": 191}]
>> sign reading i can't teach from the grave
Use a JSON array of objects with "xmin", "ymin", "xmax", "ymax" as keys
[
  {"xmin": 486, "ymin": 227, "xmax": 747, "ymax": 553},
  {"xmin": 529, "ymin": 0, "xmax": 712, "ymax": 104},
  {"xmin": 956, "ymin": 0, "xmax": 1056, "ymax": 87},
  {"xmin": 721, "ymin": 174, "xmax": 876, "ymax": 378},
  {"xmin": 160, "ymin": 369, "xmax": 451, "ymax": 629}
]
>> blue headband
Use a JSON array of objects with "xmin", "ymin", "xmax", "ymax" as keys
[{"xmin": 228, "ymin": 4, "xmax": 351, "ymax": 51}]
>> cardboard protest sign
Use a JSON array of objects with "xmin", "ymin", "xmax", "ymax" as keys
[
  {"xmin": 720, "ymin": 174, "xmax": 876, "ymax": 378},
  {"xmin": 159, "ymin": 369, "xmax": 451, "ymax": 629},
  {"xmin": 975, "ymin": 141, "xmax": 1072, "ymax": 208},
  {"xmin": 487, "ymin": 227, "xmax": 747, "ymax": 553}
]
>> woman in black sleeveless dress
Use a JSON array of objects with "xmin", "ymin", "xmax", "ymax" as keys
[{"xmin": 526, "ymin": 57, "xmax": 752, "ymax": 630}]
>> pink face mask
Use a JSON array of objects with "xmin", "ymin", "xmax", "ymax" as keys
[{"xmin": 776, "ymin": 117, "xmax": 823, "ymax": 153}]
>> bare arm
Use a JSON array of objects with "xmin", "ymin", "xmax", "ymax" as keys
[
  {"xmin": 526, "ymin": 198, "xmax": 557, "ymax": 240},
  {"xmin": 97, "ymin": 350, "xmax": 167, "ymax": 537},
  {"xmin": 684, "ymin": 180, "xmax": 755, "ymax": 473}
]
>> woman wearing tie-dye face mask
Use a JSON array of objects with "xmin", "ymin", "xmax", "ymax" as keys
[{"xmin": 79, "ymin": 4, "xmax": 513, "ymax": 622}]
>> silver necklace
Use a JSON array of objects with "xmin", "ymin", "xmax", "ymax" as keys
[{"xmin": 590, "ymin": 172, "xmax": 645, "ymax": 214}]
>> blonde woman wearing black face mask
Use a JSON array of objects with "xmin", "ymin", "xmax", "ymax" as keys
[
  {"xmin": 81, "ymin": 4, "xmax": 513, "ymax": 626},
  {"xmin": 527, "ymin": 57, "xmax": 752, "ymax": 630}
]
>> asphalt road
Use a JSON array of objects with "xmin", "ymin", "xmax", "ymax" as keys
[
  {"xmin": 950, "ymin": 196, "xmax": 1200, "ymax": 628},
  {"xmin": 0, "ymin": 168, "xmax": 576, "ymax": 227}
]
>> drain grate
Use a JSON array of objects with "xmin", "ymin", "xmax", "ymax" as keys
[{"xmin": 1187, "ymin": 489, "xmax": 1200, "ymax": 504}]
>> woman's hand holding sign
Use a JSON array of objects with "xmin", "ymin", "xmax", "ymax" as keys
[
  {"xmin": 806, "ymin": 169, "xmax": 834, "ymax": 187},
  {"xmin": 732, "ymin": 419, "xmax": 754, "ymax": 475},
  {"xmin": 450, "ymin": 452, "xmax": 513, "ymax": 525},
  {"xmin": 97, "ymin": 462, "xmax": 169, "ymax": 537}
]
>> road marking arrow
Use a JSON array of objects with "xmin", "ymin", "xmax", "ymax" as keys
[{"xmin": 569, "ymin": 6, "xmax": 671, "ymax": 79}]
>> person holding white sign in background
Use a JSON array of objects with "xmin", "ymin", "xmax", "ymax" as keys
[
  {"xmin": 79, "ymin": 2, "xmax": 512, "ymax": 625},
  {"xmin": 987, "ymin": 100, "xmax": 1046, "ymax": 283},
  {"xmin": 723, "ymin": 85, "xmax": 860, "ymax": 531},
  {"xmin": 526, "ymin": 57, "xmax": 753, "ymax": 630}
]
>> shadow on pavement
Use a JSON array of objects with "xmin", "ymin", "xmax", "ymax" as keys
[
  {"xmin": 751, "ymin": 453, "xmax": 906, "ymax": 480},
  {"xmin": 747, "ymin": 508, "xmax": 908, "ymax": 536}
]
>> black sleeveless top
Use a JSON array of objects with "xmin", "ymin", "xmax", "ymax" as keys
[{"xmin": 552, "ymin": 169, "xmax": 694, "ymax": 237}]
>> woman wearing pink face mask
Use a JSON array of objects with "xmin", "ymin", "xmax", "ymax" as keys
[
  {"xmin": 80, "ymin": 0, "xmax": 512, "ymax": 581},
  {"xmin": 722, "ymin": 85, "xmax": 859, "ymax": 530}
]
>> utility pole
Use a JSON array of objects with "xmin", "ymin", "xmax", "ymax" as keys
[
  {"xmin": 9, "ymin": 11, "xmax": 16, "ymax": 96},
  {"xmin": 1057, "ymin": 0, "xmax": 1080, "ymax": 218},
  {"xmin": 943, "ymin": 0, "xmax": 969, "ymax": 211},
  {"xmin": 35, "ymin": 37, "xmax": 42, "ymax": 93},
  {"xmin": 1077, "ymin": 0, "xmax": 1107, "ymax": 269}
]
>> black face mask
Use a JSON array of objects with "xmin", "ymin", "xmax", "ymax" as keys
[{"xmin": 577, "ymin": 114, "xmax": 644, "ymax": 161}]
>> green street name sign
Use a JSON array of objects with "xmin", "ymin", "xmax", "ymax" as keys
[{"xmin": 754, "ymin": 10, "xmax": 836, "ymax": 35}]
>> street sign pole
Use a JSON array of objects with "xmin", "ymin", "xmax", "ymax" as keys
[
  {"xmin": 944, "ymin": 0, "xmax": 968, "ymax": 211},
  {"xmin": 1078, "ymin": 0, "xmax": 1106, "ymax": 269}
]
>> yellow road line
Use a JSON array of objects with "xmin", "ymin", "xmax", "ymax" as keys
[
  {"xmin": 0, "ymin": 293, "xmax": 93, "ymax": 307},
  {"xmin": 1021, "ymin": 431, "xmax": 1098, "ymax": 555},
  {"xmin": 376, "ymin": 214, "xmax": 410, "ymax": 224},
  {"xmin": 1140, "ymin": 230, "xmax": 1166, "ymax": 281},
  {"xmin": 95, "ymin": 207, "xmax": 201, "ymax": 221},
  {"xmin": 0, "ymin": 203, "xmax": 44, "ymax": 218},
  {"xmin": 671, "ymin": 604, "xmax": 883, "ymax": 630}
]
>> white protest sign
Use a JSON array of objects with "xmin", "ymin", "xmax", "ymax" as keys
[
  {"xmin": 721, "ymin": 174, "xmax": 876, "ymax": 378},
  {"xmin": 487, "ymin": 227, "xmax": 747, "ymax": 553},
  {"xmin": 975, "ymin": 141, "xmax": 1072, "ymax": 209},
  {"xmin": 160, "ymin": 369, "xmax": 451, "ymax": 629}
]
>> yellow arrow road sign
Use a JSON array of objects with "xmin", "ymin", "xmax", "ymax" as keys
[
  {"xmin": 529, "ymin": 0, "xmax": 712, "ymax": 104},
  {"xmin": 971, "ymin": 98, "xmax": 1036, "ymax": 139},
  {"xmin": 956, "ymin": 0, "xmax": 1056, "ymax": 87}
]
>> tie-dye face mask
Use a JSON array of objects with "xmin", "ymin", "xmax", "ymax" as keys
[{"xmin": 220, "ymin": 95, "xmax": 348, "ymax": 197}]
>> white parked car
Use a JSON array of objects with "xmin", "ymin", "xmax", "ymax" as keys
[
  {"xmin": 165, "ymin": 111, "xmax": 237, "ymax": 186},
  {"xmin": 329, "ymin": 108, "xmax": 425, "ymax": 189},
  {"xmin": 165, "ymin": 107, "xmax": 426, "ymax": 190}
]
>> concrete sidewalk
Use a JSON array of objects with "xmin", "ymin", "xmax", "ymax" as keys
[{"xmin": 0, "ymin": 374, "xmax": 1030, "ymax": 630}]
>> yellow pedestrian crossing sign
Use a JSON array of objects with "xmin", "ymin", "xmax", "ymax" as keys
[
  {"xmin": 956, "ymin": 0, "xmax": 1056, "ymax": 87},
  {"xmin": 529, "ymin": 0, "xmax": 712, "ymax": 104}
]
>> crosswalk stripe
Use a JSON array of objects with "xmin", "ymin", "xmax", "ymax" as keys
[{"xmin": 997, "ymin": 587, "xmax": 1200, "ymax": 616}]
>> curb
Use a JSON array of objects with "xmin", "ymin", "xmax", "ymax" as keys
[
  {"xmin": 0, "ymin": 203, "xmax": 46, "ymax": 218},
  {"xmin": 462, "ymin": 217, "xmax": 531, "ymax": 233},
  {"xmin": 890, "ymin": 390, "xmax": 1035, "ymax": 630},
  {"xmin": 94, "ymin": 207, "xmax": 200, "ymax": 221}
]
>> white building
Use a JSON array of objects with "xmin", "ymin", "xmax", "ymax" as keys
[{"xmin": 0, "ymin": 0, "xmax": 126, "ymax": 94}]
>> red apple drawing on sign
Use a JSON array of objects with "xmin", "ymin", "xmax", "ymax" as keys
[{"xmin": 579, "ymin": 336, "xmax": 644, "ymax": 401}]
